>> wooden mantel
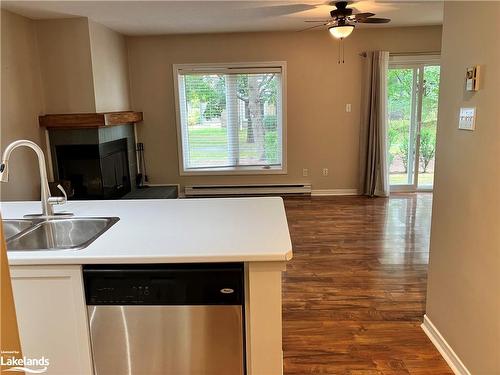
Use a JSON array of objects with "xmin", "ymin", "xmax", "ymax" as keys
[{"xmin": 39, "ymin": 111, "xmax": 143, "ymax": 129}]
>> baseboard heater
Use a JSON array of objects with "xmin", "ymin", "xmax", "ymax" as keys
[{"xmin": 184, "ymin": 183, "xmax": 312, "ymax": 197}]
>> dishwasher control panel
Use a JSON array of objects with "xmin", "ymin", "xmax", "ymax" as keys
[{"xmin": 83, "ymin": 263, "xmax": 244, "ymax": 305}]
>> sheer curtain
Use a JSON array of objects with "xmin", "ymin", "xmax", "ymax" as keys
[{"xmin": 359, "ymin": 51, "xmax": 390, "ymax": 197}]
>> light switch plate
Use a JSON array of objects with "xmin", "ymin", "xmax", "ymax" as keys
[{"xmin": 458, "ymin": 107, "xmax": 476, "ymax": 131}]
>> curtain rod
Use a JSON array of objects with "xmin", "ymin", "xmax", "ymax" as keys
[{"xmin": 359, "ymin": 51, "xmax": 440, "ymax": 57}]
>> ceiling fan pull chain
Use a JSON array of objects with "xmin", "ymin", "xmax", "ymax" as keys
[
  {"xmin": 342, "ymin": 39, "xmax": 345, "ymax": 64},
  {"xmin": 338, "ymin": 38, "xmax": 345, "ymax": 64},
  {"xmin": 340, "ymin": 38, "xmax": 345, "ymax": 64},
  {"xmin": 338, "ymin": 40, "xmax": 341, "ymax": 64}
]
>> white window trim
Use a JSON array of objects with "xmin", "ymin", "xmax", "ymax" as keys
[
  {"xmin": 389, "ymin": 53, "xmax": 441, "ymax": 68},
  {"xmin": 172, "ymin": 61, "xmax": 287, "ymax": 176}
]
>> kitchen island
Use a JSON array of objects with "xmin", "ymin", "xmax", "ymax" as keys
[{"xmin": 1, "ymin": 197, "xmax": 292, "ymax": 375}]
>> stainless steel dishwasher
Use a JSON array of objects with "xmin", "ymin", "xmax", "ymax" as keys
[{"xmin": 83, "ymin": 263, "xmax": 245, "ymax": 375}]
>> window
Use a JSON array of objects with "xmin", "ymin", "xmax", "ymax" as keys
[{"xmin": 173, "ymin": 62, "xmax": 286, "ymax": 175}]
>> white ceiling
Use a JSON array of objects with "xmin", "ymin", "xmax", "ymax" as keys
[{"xmin": 1, "ymin": 1, "xmax": 443, "ymax": 36}]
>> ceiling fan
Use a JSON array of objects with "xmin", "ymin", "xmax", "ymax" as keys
[{"xmin": 303, "ymin": 1, "xmax": 391, "ymax": 39}]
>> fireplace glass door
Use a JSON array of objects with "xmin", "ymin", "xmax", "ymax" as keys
[{"xmin": 56, "ymin": 138, "xmax": 131, "ymax": 200}]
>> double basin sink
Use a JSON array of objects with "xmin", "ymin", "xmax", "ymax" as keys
[{"xmin": 3, "ymin": 217, "xmax": 119, "ymax": 251}]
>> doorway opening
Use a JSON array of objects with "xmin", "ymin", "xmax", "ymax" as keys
[{"xmin": 387, "ymin": 55, "xmax": 440, "ymax": 192}]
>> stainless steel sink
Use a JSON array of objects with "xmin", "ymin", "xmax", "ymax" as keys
[
  {"xmin": 5, "ymin": 217, "xmax": 119, "ymax": 251},
  {"xmin": 3, "ymin": 219, "xmax": 36, "ymax": 240}
]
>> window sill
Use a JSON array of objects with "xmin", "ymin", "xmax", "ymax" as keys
[{"xmin": 180, "ymin": 166, "xmax": 287, "ymax": 176}]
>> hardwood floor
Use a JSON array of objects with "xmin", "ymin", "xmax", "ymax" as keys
[{"xmin": 282, "ymin": 194, "xmax": 452, "ymax": 375}]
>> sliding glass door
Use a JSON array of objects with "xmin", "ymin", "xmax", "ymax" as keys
[{"xmin": 387, "ymin": 56, "xmax": 440, "ymax": 192}]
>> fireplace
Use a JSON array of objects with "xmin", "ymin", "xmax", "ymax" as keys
[
  {"xmin": 47, "ymin": 124, "xmax": 137, "ymax": 200},
  {"xmin": 55, "ymin": 138, "xmax": 131, "ymax": 199}
]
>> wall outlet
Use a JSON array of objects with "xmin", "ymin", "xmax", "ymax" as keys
[
  {"xmin": 346, "ymin": 104, "xmax": 352, "ymax": 113},
  {"xmin": 322, "ymin": 168, "xmax": 329, "ymax": 176},
  {"xmin": 302, "ymin": 168, "xmax": 309, "ymax": 177}
]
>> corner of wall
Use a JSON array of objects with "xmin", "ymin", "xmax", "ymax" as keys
[
  {"xmin": 1, "ymin": 10, "xmax": 45, "ymax": 200},
  {"xmin": 88, "ymin": 20, "xmax": 131, "ymax": 112}
]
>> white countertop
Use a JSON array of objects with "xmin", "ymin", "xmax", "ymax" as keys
[{"xmin": 1, "ymin": 197, "xmax": 292, "ymax": 266}]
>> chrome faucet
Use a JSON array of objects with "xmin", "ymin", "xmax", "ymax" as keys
[{"xmin": 0, "ymin": 139, "xmax": 68, "ymax": 217}]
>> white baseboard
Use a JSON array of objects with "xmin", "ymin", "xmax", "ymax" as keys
[
  {"xmin": 421, "ymin": 315, "xmax": 471, "ymax": 375},
  {"xmin": 311, "ymin": 189, "xmax": 359, "ymax": 196}
]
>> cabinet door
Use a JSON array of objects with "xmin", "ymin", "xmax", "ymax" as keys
[{"xmin": 10, "ymin": 265, "xmax": 93, "ymax": 375}]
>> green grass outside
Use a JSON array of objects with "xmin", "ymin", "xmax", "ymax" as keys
[
  {"xmin": 187, "ymin": 127, "xmax": 279, "ymax": 165},
  {"xmin": 390, "ymin": 173, "xmax": 434, "ymax": 186},
  {"xmin": 188, "ymin": 126, "xmax": 434, "ymax": 187}
]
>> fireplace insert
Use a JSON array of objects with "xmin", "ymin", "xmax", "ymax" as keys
[{"xmin": 55, "ymin": 138, "xmax": 131, "ymax": 200}]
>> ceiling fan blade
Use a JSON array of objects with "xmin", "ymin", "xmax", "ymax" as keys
[
  {"xmin": 298, "ymin": 23, "xmax": 328, "ymax": 32},
  {"xmin": 357, "ymin": 17, "xmax": 391, "ymax": 23},
  {"xmin": 376, "ymin": 0, "xmax": 440, "ymax": 3},
  {"xmin": 251, "ymin": 3, "xmax": 318, "ymax": 17},
  {"xmin": 304, "ymin": 19, "xmax": 332, "ymax": 23},
  {"xmin": 351, "ymin": 12, "xmax": 375, "ymax": 19}
]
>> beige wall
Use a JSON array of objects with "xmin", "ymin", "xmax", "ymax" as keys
[
  {"xmin": 1, "ymin": 13, "xmax": 132, "ymax": 201},
  {"xmin": 36, "ymin": 18, "xmax": 131, "ymax": 114},
  {"xmin": 425, "ymin": 2, "xmax": 500, "ymax": 374},
  {"xmin": 126, "ymin": 26, "xmax": 442, "ymax": 190},
  {"xmin": 0, "ymin": 10, "xmax": 44, "ymax": 201},
  {"xmin": 0, "ymin": 15, "xmax": 441, "ymax": 198},
  {"xmin": 89, "ymin": 20, "xmax": 131, "ymax": 112},
  {"xmin": 36, "ymin": 17, "xmax": 96, "ymax": 113}
]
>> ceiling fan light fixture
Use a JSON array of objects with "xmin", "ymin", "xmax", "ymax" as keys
[{"xmin": 329, "ymin": 24, "xmax": 354, "ymax": 39}]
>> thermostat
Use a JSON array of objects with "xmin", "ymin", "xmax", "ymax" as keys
[
  {"xmin": 458, "ymin": 107, "xmax": 476, "ymax": 131},
  {"xmin": 465, "ymin": 66, "xmax": 480, "ymax": 91}
]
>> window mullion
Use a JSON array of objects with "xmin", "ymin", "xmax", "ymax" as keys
[{"xmin": 225, "ymin": 74, "xmax": 240, "ymax": 166}]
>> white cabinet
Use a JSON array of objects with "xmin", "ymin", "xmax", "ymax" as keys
[{"xmin": 10, "ymin": 265, "xmax": 93, "ymax": 375}]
